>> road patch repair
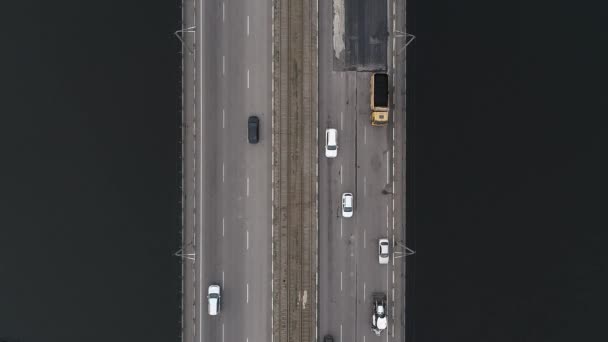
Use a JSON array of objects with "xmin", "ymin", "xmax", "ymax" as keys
[{"xmin": 332, "ymin": 0, "xmax": 388, "ymax": 71}]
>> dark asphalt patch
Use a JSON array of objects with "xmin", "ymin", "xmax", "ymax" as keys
[{"xmin": 334, "ymin": 0, "xmax": 388, "ymax": 71}]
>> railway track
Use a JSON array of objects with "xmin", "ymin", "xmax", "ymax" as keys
[{"xmin": 272, "ymin": 0, "xmax": 317, "ymax": 339}]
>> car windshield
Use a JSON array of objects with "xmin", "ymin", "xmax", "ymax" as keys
[{"xmin": 328, "ymin": 145, "xmax": 336, "ymax": 150}]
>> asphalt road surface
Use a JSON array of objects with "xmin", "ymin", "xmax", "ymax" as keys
[
  {"xmin": 182, "ymin": 0, "xmax": 406, "ymax": 340},
  {"xmin": 318, "ymin": 0, "xmax": 405, "ymax": 341},
  {"xmin": 195, "ymin": 0, "xmax": 272, "ymax": 341},
  {"xmin": 334, "ymin": 0, "xmax": 388, "ymax": 71}
]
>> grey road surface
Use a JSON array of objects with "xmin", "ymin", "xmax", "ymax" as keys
[
  {"xmin": 182, "ymin": 0, "xmax": 405, "ymax": 340},
  {"xmin": 318, "ymin": 0, "xmax": 406, "ymax": 341},
  {"xmin": 334, "ymin": 0, "xmax": 388, "ymax": 71},
  {"xmin": 193, "ymin": 0, "xmax": 272, "ymax": 341}
]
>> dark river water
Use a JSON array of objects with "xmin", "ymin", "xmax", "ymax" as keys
[
  {"xmin": 0, "ymin": 1, "xmax": 181, "ymax": 341},
  {"xmin": 1, "ymin": 0, "xmax": 606, "ymax": 341},
  {"xmin": 406, "ymin": 0, "xmax": 608, "ymax": 341}
]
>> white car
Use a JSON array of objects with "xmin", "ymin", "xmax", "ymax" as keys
[
  {"xmin": 207, "ymin": 285, "xmax": 221, "ymax": 316},
  {"xmin": 325, "ymin": 128, "xmax": 338, "ymax": 158},
  {"xmin": 342, "ymin": 193, "xmax": 353, "ymax": 218},
  {"xmin": 378, "ymin": 238, "xmax": 389, "ymax": 264}
]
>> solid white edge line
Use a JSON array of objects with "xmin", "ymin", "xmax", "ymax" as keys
[
  {"xmin": 386, "ymin": 151, "xmax": 390, "ymax": 183},
  {"xmin": 392, "ymin": 236, "xmax": 395, "ymax": 266},
  {"xmin": 386, "ymin": 205, "xmax": 389, "ymax": 229},
  {"xmin": 315, "ymin": 0, "xmax": 320, "ymax": 335},
  {"xmin": 271, "ymin": 0, "xmax": 275, "ymax": 340},
  {"xmin": 386, "ymin": 260, "xmax": 389, "ymax": 296},
  {"xmin": 198, "ymin": 0, "xmax": 203, "ymax": 337}
]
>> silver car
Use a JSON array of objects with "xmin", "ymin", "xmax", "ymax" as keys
[
  {"xmin": 325, "ymin": 129, "xmax": 338, "ymax": 158},
  {"xmin": 378, "ymin": 238, "xmax": 389, "ymax": 264},
  {"xmin": 342, "ymin": 193, "xmax": 353, "ymax": 218}
]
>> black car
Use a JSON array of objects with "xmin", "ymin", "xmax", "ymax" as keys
[
  {"xmin": 323, "ymin": 335, "xmax": 334, "ymax": 342},
  {"xmin": 248, "ymin": 115, "xmax": 259, "ymax": 144}
]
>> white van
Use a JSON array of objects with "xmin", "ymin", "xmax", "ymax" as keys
[
  {"xmin": 325, "ymin": 128, "xmax": 338, "ymax": 158},
  {"xmin": 208, "ymin": 284, "xmax": 221, "ymax": 315}
]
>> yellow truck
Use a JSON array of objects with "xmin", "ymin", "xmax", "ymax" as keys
[{"xmin": 370, "ymin": 73, "xmax": 389, "ymax": 126}]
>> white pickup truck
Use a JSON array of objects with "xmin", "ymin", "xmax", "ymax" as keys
[{"xmin": 371, "ymin": 293, "xmax": 388, "ymax": 335}]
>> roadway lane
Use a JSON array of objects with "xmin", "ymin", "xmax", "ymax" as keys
[
  {"xmin": 318, "ymin": 0, "xmax": 402, "ymax": 340},
  {"xmin": 197, "ymin": 0, "xmax": 272, "ymax": 341},
  {"xmin": 318, "ymin": 0, "xmax": 357, "ymax": 340},
  {"xmin": 319, "ymin": 70, "xmax": 357, "ymax": 341},
  {"xmin": 354, "ymin": 71, "xmax": 393, "ymax": 342},
  {"xmin": 318, "ymin": 0, "xmax": 349, "ymax": 335},
  {"xmin": 318, "ymin": 73, "xmax": 394, "ymax": 342}
]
